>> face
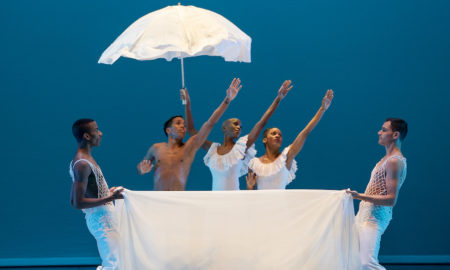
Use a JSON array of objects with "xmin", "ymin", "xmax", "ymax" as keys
[
  {"xmin": 223, "ymin": 118, "xmax": 242, "ymax": 138},
  {"xmin": 263, "ymin": 128, "xmax": 282, "ymax": 148},
  {"xmin": 377, "ymin": 121, "xmax": 398, "ymax": 146},
  {"xmin": 167, "ymin": 117, "xmax": 186, "ymax": 139},
  {"xmin": 85, "ymin": 121, "xmax": 102, "ymax": 146}
]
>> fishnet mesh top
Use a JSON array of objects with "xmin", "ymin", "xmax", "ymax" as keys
[
  {"xmin": 357, "ymin": 155, "xmax": 407, "ymax": 230},
  {"xmin": 69, "ymin": 159, "xmax": 112, "ymax": 212}
]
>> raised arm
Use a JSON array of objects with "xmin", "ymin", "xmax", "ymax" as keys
[
  {"xmin": 286, "ymin": 89, "xmax": 334, "ymax": 169},
  {"xmin": 247, "ymin": 80, "xmax": 293, "ymax": 149},
  {"xmin": 70, "ymin": 161, "xmax": 123, "ymax": 210},
  {"xmin": 188, "ymin": 78, "xmax": 242, "ymax": 150},
  {"xmin": 347, "ymin": 158, "xmax": 404, "ymax": 206},
  {"xmin": 181, "ymin": 88, "xmax": 212, "ymax": 151},
  {"xmin": 137, "ymin": 145, "xmax": 156, "ymax": 175}
]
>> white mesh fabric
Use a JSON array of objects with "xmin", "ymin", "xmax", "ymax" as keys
[
  {"xmin": 357, "ymin": 155, "xmax": 407, "ymax": 230},
  {"xmin": 69, "ymin": 159, "xmax": 112, "ymax": 207}
]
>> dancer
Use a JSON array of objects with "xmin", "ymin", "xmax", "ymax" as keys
[
  {"xmin": 182, "ymin": 80, "xmax": 293, "ymax": 190},
  {"xmin": 346, "ymin": 118, "xmax": 408, "ymax": 270},
  {"xmin": 137, "ymin": 78, "xmax": 242, "ymax": 190},
  {"xmin": 246, "ymin": 89, "xmax": 334, "ymax": 190},
  {"xmin": 69, "ymin": 119, "xmax": 124, "ymax": 270}
]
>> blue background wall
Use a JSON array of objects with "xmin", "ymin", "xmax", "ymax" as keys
[{"xmin": 1, "ymin": 0, "xmax": 449, "ymax": 260}]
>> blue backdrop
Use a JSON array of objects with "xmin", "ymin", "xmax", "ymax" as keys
[{"xmin": 1, "ymin": 0, "xmax": 449, "ymax": 260}]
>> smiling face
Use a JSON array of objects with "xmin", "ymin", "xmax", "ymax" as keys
[
  {"xmin": 222, "ymin": 118, "xmax": 242, "ymax": 138},
  {"xmin": 263, "ymin": 127, "xmax": 283, "ymax": 149},
  {"xmin": 166, "ymin": 117, "xmax": 186, "ymax": 139}
]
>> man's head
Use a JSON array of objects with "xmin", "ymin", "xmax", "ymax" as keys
[
  {"xmin": 164, "ymin": 115, "xmax": 186, "ymax": 139},
  {"xmin": 72, "ymin": 118, "xmax": 102, "ymax": 146},
  {"xmin": 222, "ymin": 118, "xmax": 242, "ymax": 138},
  {"xmin": 262, "ymin": 127, "xmax": 282, "ymax": 149},
  {"xmin": 378, "ymin": 118, "xmax": 408, "ymax": 146}
]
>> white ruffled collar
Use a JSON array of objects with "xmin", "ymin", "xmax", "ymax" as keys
[
  {"xmin": 248, "ymin": 146, "xmax": 298, "ymax": 184},
  {"xmin": 204, "ymin": 135, "xmax": 256, "ymax": 175}
]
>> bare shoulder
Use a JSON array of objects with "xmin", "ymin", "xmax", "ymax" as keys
[
  {"xmin": 72, "ymin": 159, "xmax": 92, "ymax": 181},
  {"xmin": 153, "ymin": 142, "xmax": 167, "ymax": 149},
  {"xmin": 386, "ymin": 156, "xmax": 405, "ymax": 174}
]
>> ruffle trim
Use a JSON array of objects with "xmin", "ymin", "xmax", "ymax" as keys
[
  {"xmin": 248, "ymin": 146, "xmax": 298, "ymax": 184},
  {"xmin": 204, "ymin": 135, "xmax": 256, "ymax": 176}
]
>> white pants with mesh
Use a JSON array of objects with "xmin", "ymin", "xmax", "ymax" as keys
[
  {"xmin": 85, "ymin": 205, "xmax": 119, "ymax": 270},
  {"xmin": 359, "ymin": 221, "xmax": 387, "ymax": 270}
]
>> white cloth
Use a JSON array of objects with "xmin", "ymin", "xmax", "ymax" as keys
[
  {"xmin": 117, "ymin": 189, "xmax": 360, "ymax": 270},
  {"xmin": 69, "ymin": 159, "xmax": 118, "ymax": 270},
  {"xmin": 204, "ymin": 135, "xmax": 257, "ymax": 190},
  {"xmin": 248, "ymin": 146, "xmax": 298, "ymax": 189}
]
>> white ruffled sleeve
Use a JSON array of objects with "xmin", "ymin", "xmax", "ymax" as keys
[
  {"xmin": 237, "ymin": 135, "xmax": 257, "ymax": 176},
  {"xmin": 281, "ymin": 146, "xmax": 298, "ymax": 184}
]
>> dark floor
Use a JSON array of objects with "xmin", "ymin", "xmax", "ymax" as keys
[{"xmin": 2, "ymin": 265, "xmax": 450, "ymax": 270}]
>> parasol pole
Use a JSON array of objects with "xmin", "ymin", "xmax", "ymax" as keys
[{"xmin": 180, "ymin": 54, "xmax": 186, "ymax": 104}]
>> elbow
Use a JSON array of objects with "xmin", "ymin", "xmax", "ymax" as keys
[
  {"xmin": 72, "ymin": 199, "xmax": 84, "ymax": 210},
  {"xmin": 386, "ymin": 197, "xmax": 396, "ymax": 206}
]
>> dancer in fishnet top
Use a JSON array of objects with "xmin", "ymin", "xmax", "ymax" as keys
[{"xmin": 347, "ymin": 118, "xmax": 408, "ymax": 270}]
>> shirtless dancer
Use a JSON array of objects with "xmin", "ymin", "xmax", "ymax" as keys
[
  {"xmin": 137, "ymin": 78, "xmax": 242, "ymax": 190},
  {"xmin": 69, "ymin": 119, "xmax": 124, "ymax": 270},
  {"xmin": 347, "ymin": 118, "xmax": 408, "ymax": 270}
]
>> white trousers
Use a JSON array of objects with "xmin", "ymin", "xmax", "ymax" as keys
[
  {"xmin": 85, "ymin": 205, "xmax": 119, "ymax": 270},
  {"xmin": 359, "ymin": 222, "xmax": 386, "ymax": 270}
]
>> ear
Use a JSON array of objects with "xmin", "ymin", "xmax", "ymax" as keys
[
  {"xmin": 262, "ymin": 137, "xmax": 267, "ymax": 144},
  {"xmin": 83, "ymin": 132, "xmax": 91, "ymax": 141},
  {"xmin": 392, "ymin": 131, "xmax": 400, "ymax": 140},
  {"xmin": 165, "ymin": 127, "xmax": 171, "ymax": 136}
]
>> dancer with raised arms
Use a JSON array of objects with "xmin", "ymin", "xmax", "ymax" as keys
[
  {"xmin": 137, "ymin": 78, "xmax": 242, "ymax": 191},
  {"xmin": 182, "ymin": 80, "xmax": 293, "ymax": 190},
  {"xmin": 246, "ymin": 89, "xmax": 334, "ymax": 190}
]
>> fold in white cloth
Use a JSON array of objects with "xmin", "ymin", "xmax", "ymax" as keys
[{"xmin": 116, "ymin": 189, "xmax": 360, "ymax": 270}]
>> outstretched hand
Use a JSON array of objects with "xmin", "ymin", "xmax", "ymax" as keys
[
  {"xmin": 226, "ymin": 78, "xmax": 242, "ymax": 102},
  {"xmin": 321, "ymin": 89, "xmax": 334, "ymax": 111},
  {"xmin": 137, "ymin": 160, "xmax": 153, "ymax": 175},
  {"xmin": 277, "ymin": 80, "xmax": 293, "ymax": 100},
  {"xmin": 180, "ymin": 88, "xmax": 190, "ymax": 105}
]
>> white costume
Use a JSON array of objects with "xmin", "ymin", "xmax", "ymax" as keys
[
  {"xmin": 356, "ymin": 155, "xmax": 407, "ymax": 270},
  {"xmin": 248, "ymin": 146, "xmax": 298, "ymax": 189},
  {"xmin": 204, "ymin": 135, "xmax": 256, "ymax": 190},
  {"xmin": 69, "ymin": 159, "xmax": 119, "ymax": 270}
]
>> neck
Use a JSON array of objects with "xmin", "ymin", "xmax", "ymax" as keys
[
  {"xmin": 385, "ymin": 141, "xmax": 401, "ymax": 156},
  {"xmin": 78, "ymin": 141, "xmax": 92, "ymax": 153},
  {"xmin": 222, "ymin": 134, "xmax": 236, "ymax": 146},
  {"xmin": 265, "ymin": 145, "xmax": 280, "ymax": 160},
  {"xmin": 168, "ymin": 136, "xmax": 183, "ymax": 148}
]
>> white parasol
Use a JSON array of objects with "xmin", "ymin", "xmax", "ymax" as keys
[{"xmin": 99, "ymin": 4, "xmax": 251, "ymax": 96}]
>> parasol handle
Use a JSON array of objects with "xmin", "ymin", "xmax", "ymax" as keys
[{"xmin": 181, "ymin": 55, "xmax": 186, "ymax": 105}]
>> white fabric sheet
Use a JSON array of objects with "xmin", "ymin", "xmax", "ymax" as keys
[{"xmin": 116, "ymin": 189, "xmax": 360, "ymax": 270}]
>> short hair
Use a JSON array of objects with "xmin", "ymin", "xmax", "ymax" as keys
[
  {"xmin": 386, "ymin": 118, "xmax": 408, "ymax": 141},
  {"xmin": 72, "ymin": 118, "xmax": 95, "ymax": 143},
  {"xmin": 164, "ymin": 115, "xmax": 183, "ymax": 137}
]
